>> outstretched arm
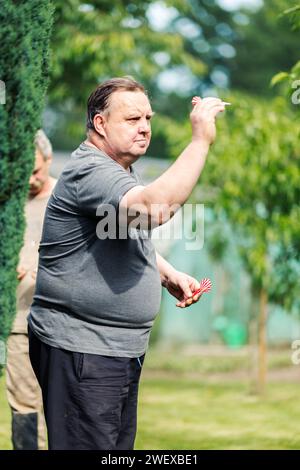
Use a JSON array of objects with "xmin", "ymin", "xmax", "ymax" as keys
[{"xmin": 120, "ymin": 97, "xmax": 227, "ymax": 228}]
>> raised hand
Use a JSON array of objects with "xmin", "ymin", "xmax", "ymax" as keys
[{"xmin": 190, "ymin": 96, "xmax": 230, "ymax": 144}]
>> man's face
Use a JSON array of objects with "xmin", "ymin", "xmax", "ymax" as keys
[
  {"xmin": 29, "ymin": 148, "xmax": 51, "ymax": 196},
  {"xmin": 98, "ymin": 90, "xmax": 154, "ymax": 160}
]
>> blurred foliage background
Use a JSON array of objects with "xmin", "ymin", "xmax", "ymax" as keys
[{"xmin": 45, "ymin": 0, "xmax": 300, "ymax": 150}]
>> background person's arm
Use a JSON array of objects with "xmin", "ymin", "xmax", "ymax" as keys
[
  {"xmin": 120, "ymin": 97, "xmax": 226, "ymax": 227},
  {"xmin": 16, "ymin": 266, "xmax": 27, "ymax": 281}
]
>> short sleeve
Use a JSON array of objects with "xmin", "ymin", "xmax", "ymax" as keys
[{"xmin": 77, "ymin": 157, "xmax": 139, "ymax": 217}]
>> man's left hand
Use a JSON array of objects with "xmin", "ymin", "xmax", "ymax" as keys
[{"xmin": 163, "ymin": 270, "xmax": 202, "ymax": 308}]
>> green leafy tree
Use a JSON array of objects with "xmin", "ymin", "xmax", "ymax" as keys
[
  {"xmin": 146, "ymin": 0, "xmax": 300, "ymax": 105},
  {"xmin": 228, "ymin": 0, "xmax": 300, "ymax": 96},
  {"xmin": 0, "ymin": 1, "xmax": 53, "ymax": 352},
  {"xmin": 50, "ymin": 0, "xmax": 205, "ymax": 103},
  {"xmin": 47, "ymin": 1, "xmax": 300, "ymax": 151},
  {"xmin": 208, "ymin": 95, "xmax": 300, "ymax": 392},
  {"xmin": 160, "ymin": 92, "xmax": 300, "ymax": 391},
  {"xmin": 46, "ymin": 0, "xmax": 207, "ymax": 149},
  {"xmin": 271, "ymin": 4, "xmax": 300, "ymax": 101}
]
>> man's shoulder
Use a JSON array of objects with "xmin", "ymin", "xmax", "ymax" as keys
[
  {"xmin": 63, "ymin": 144, "xmax": 115, "ymax": 180},
  {"xmin": 71, "ymin": 142, "xmax": 109, "ymax": 164}
]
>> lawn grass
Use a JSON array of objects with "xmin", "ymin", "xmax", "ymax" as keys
[
  {"xmin": 136, "ymin": 376, "xmax": 300, "ymax": 449},
  {"xmin": 143, "ymin": 344, "xmax": 295, "ymax": 374},
  {"xmin": 0, "ymin": 345, "xmax": 299, "ymax": 450}
]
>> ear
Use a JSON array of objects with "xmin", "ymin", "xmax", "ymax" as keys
[
  {"xmin": 93, "ymin": 113, "xmax": 107, "ymax": 138},
  {"xmin": 46, "ymin": 155, "xmax": 52, "ymax": 169}
]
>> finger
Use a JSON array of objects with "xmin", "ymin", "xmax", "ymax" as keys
[
  {"xmin": 183, "ymin": 283, "xmax": 193, "ymax": 298},
  {"xmin": 203, "ymin": 97, "xmax": 230, "ymax": 105},
  {"xmin": 192, "ymin": 96, "xmax": 221, "ymax": 108},
  {"xmin": 200, "ymin": 99, "xmax": 230, "ymax": 113},
  {"xmin": 201, "ymin": 101, "xmax": 225, "ymax": 113},
  {"xmin": 209, "ymin": 104, "xmax": 226, "ymax": 118},
  {"xmin": 191, "ymin": 99, "xmax": 224, "ymax": 114},
  {"xmin": 200, "ymin": 97, "xmax": 223, "ymax": 108},
  {"xmin": 191, "ymin": 96, "xmax": 202, "ymax": 107},
  {"xmin": 182, "ymin": 293, "xmax": 201, "ymax": 307},
  {"xmin": 203, "ymin": 104, "xmax": 226, "ymax": 120},
  {"xmin": 192, "ymin": 293, "xmax": 202, "ymax": 302},
  {"xmin": 176, "ymin": 297, "xmax": 190, "ymax": 307},
  {"xmin": 190, "ymin": 279, "xmax": 200, "ymax": 291},
  {"xmin": 177, "ymin": 291, "xmax": 202, "ymax": 307},
  {"xmin": 180, "ymin": 292, "xmax": 202, "ymax": 307}
]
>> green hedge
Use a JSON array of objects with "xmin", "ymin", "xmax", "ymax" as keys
[{"xmin": 0, "ymin": 1, "xmax": 53, "ymax": 348}]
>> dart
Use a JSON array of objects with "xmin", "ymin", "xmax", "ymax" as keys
[
  {"xmin": 191, "ymin": 96, "xmax": 231, "ymax": 107},
  {"xmin": 190, "ymin": 278, "xmax": 212, "ymax": 298},
  {"xmin": 178, "ymin": 278, "xmax": 212, "ymax": 308}
]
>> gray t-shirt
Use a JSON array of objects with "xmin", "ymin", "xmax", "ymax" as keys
[{"xmin": 28, "ymin": 142, "xmax": 162, "ymax": 357}]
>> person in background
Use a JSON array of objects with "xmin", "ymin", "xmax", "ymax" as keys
[{"xmin": 6, "ymin": 130, "xmax": 57, "ymax": 450}]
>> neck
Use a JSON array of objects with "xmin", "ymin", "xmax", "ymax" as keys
[
  {"xmin": 85, "ymin": 132, "xmax": 132, "ymax": 173},
  {"xmin": 30, "ymin": 176, "xmax": 56, "ymax": 200}
]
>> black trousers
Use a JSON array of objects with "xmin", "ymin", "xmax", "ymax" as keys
[{"xmin": 28, "ymin": 326, "xmax": 145, "ymax": 450}]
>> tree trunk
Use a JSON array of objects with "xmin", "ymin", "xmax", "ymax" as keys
[
  {"xmin": 248, "ymin": 301, "xmax": 258, "ymax": 394},
  {"xmin": 258, "ymin": 287, "xmax": 268, "ymax": 393}
]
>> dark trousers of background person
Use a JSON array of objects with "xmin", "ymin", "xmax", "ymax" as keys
[
  {"xmin": 6, "ymin": 333, "xmax": 47, "ymax": 450},
  {"xmin": 28, "ymin": 325, "xmax": 145, "ymax": 450}
]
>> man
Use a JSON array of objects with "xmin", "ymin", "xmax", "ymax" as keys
[
  {"xmin": 28, "ymin": 77, "xmax": 226, "ymax": 450},
  {"xmin": 6, "ymin": 130, "xmax": 56, "ymax": 450}
]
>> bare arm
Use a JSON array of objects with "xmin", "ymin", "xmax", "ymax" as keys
[
  {"xmin": 156, "ymin": 251, "xmax": 177, "ymax": 288},
  {"xmin": 120, "ymin": 97, "xmax": 226, "ymax": 226}
]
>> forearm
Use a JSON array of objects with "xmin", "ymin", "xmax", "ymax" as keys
[
  {"xmin": 122, "ymin": 98, "xmax": 225, "ymax": 228},
  {"xmin": 143, "ymin": 139, "xmax": 210, "ymax": 209},
  {"xmin": 156, "ymin": 252, "xmax": 177, "ymax": 286}
]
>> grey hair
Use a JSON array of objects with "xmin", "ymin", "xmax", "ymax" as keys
[{"xmin": 35, "ymin": 129, "xmax": 52, "ymax": 160}]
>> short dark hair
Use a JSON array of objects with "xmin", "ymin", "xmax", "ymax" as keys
[{"xmin": 86, "ymin": 77, "xmax": 147, "ymax": 131}]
